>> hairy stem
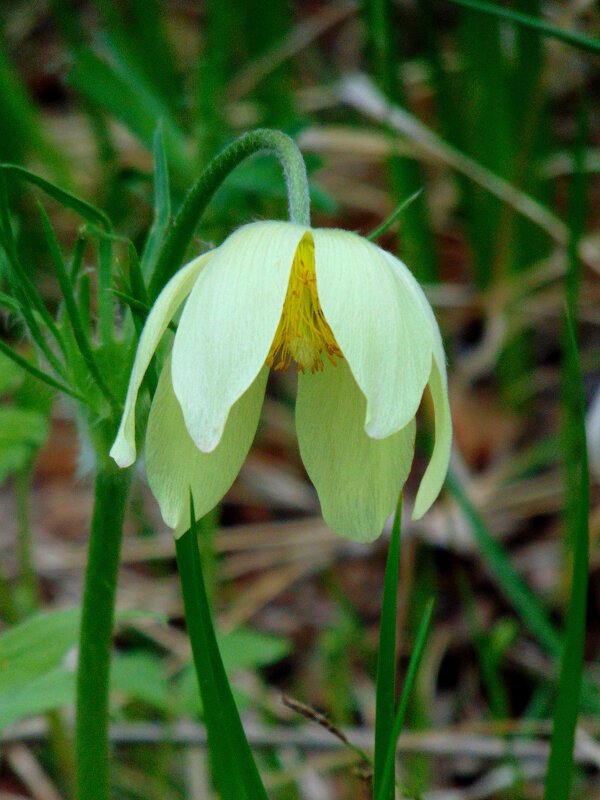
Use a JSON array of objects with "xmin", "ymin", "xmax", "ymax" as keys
[
  {"xmin": 149, "ymin": 129, "xmax": 310, "ymax": 299},
  {"xmin": 76, "ymin": 454, "xmax": 131, "ymax": 800}
]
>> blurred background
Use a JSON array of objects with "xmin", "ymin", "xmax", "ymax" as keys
[{"xmin": 0, "ymin": 1, "xmax": 599, "ymax": 798}]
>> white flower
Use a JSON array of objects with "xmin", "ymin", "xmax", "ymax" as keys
[{"xmin": 111, "ymin": 221, "xmax": 452, "ymax": 541}]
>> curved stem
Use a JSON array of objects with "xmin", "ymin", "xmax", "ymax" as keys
[
  {"xmin": 149, "ymin": 129, "xmax": 310, "ymax": 300},
  {"xmin": 76, "ymin": 455, "xmax": 131, "ymax": 800}
]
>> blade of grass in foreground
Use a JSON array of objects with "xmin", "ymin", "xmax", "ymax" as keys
[
  {"xmin": 373, "ymin": 494, "xmax": 402, "ymax": 800},
  {"xmin": 543, "ymin": 311, "xmax": 590, "ymax": 800},
  {"xmin": 175, "ymin": 497, "xmax": 268, "ymax": 800},
  {"xmin": 376, "ymin": 598, "xmax": 434, "ymax": 800}
]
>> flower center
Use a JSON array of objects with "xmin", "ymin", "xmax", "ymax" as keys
[{"xmin": 267, "ymin": 234, "xmax": 343, "ymax": 374}]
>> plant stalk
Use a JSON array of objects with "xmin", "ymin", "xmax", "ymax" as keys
[
  {"xmin": 148, "ymin": 128, "xmax": 310, "ymax": 300},
  {"xmin": 76, "ymin": 454, "xmax": 131, "ymax": 800}
]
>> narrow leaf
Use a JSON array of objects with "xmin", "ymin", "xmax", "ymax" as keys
[
  {"xmin": 175, "ymin": 498, "xmax": 268, "ymax": 800},
  {"xmin": 38, "ymin": 203, "xmax": 117, "ymax": 410},
  {"xmin": 0, "ymin": 163, "xmax": 110, "ymax": 228},
  {"xmin": 377, "ymin": 598, "xmax": 435, "ymax": 800},
  {"xmin": 141, "ymin": 124, "xmax": 172, "ymax": 279},
  {"xmin": 373, "ymin": 494, "xmax": 402, "ymax": 800},
  {"xmin": 0, "ymin": 340, "xmax": 86, "ymax": 404},
  {"xmin": 447, "ymin": 472, "xmax": 562, "ymax": 656},
  {"xmin": 447, "ymin": 0, "xmax": 600, "ymax": 55},
  {"xmin": 543, "ymin": 121, "xmax": 590, "ymax": 797},
  {"xmin": 0, "ymin": 176, "xmax": 68, "ymax": 371},
  {"xmin": 367, "ymin": 188, "xmax": 424, "ymax": 241},
  {"xmin": 543, "ymin": 312, "xmax": 590, "ymax": 800},
  {"xmin": 70, "ymin": 233, "xmax": 87, "ymax": 282}
]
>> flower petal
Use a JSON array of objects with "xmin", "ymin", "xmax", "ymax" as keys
[
  {"xmin": 146, "ymin": 354, "xmax": 268, "ymax": 536},
  {"xmin": 312, "ymin": 229, "xmax": 433, "ymax": 439},
  {"xmin": 382, "ymin": 250, "xmax": 448, "ymax": 389},
  {"xmin": 296, "ymin": 358, "xmax": 416, "ymax": 542},
  {"xmin": 383, "ymin": 249, "xmax": 451, "ymax": 517},
  {"xmin": 412, "ymin": 357, "xmax": 452, "ymax": 519},
  {"xmin": 172, "ymin": 221, "xmax": 307, "ymax": 453},
  {"xmin": 110, "ymin": 253, "xmax": 210, "ymax": 467}
]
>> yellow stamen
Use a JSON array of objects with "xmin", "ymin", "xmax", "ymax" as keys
[{"xmin": 267, "ymin": 234, "xmax": 343, "ymax": 374}]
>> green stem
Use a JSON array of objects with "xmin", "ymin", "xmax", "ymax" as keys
[
  {"xmin": 149, "ymin": 129, "xmax": 310, "ymax": 300},
  {"xmin": 76, "ymin": 455, "xmax": 132, "ymax": 800},
  {"xmin": 374, "ymin": 494, "xmax": 402, "ymax": 800}
]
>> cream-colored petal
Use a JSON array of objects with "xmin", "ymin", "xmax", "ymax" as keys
[
  {"xmin": 110, "ymin": 253, "xmax": 210, "ymax": 467},
  {"xmin": 171, "ymin": 221, "xmax": 307, "ymax": 453},
  {"xmin": 412, "ymin": 358, "xmax": 452, "ymax": 519},
  {"xmin": 296, "ymin": 358, "xmax": 416, "ymax": 542},
  {"xmin": 146, "ymin": 355, "xmax": 268, "ymax": 536},
  {"xmin": 312, "ymin": 229, "xmax": 433, "ymax": 439},
  {"xmin": 382, "ymin": 250, "xmax": 451, "ymax": 516},
  {"xmin": 382, "ymin": 250, "xmax": 448, "ymax": 389}
]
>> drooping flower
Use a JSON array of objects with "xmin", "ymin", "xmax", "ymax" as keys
[{"xmin": 110, "ymin": 221, "xmax": 451, "ymax": 541}]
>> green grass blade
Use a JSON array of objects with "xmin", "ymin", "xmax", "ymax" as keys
[
  {"xmin": 376, "ymin": 598, "xmax": 435, "ymax": 800},
  {"xmin": 0, "ymin": 42, "xmax": 68, "ymax": 181},
  {"xmin": 0, "ymin": 340, "xmax": 86, "ymax": 403},
  {"xmin": 97, "ymin": 236, "xmax": 114, "ymax": 346},
  {"xmin": 544, "ymin": 102, "xmax": 590, "ymax": 800},
  {"xmin": 362, "ymin": 0, "xmax": 438, "ymax": 281},
  {"xmin": 0, "ymin": 291, "xmax": 21, "ymax": 314},
  {"xmin": 373, "ymin": 494, "xmax": 402, "ymax": 800},
  {"xmin": 0, "ymin": 164, "xmax": 110, "ymax": 228},
  {"xmin": 446, "ymin": 0, "xmax": 600, "ymax": 55},
  {"xmin": 543, "ymin": 311, "xmax": 590, "ymax": 800},
  {"xmin": 90, "ymin": 0, "xmax": 179, "ymax": 106},
  {"xmin": 69, "ymin": 47, "xmax": 190, "ymax": 180},
  {"xmin": 448, "ymin": 470, "xmax": 599, "ymax": 715},
  {"xmin": 38, "ymin": 202, "xmax": 116, "ymax": 410},
  {"xmin": 127, "ymin": 242, "xmax": 149, "ymax": 307},
  {"xmin": 458, "ymin": 573, "xmax": 510, "ymax": 718},
  {"xmin": 69, "ymin": 233, "xmax": 87, "ymax": 282},
  {"xmin": 175, "ymin": 498, "xmax": 269, "ymax": 800},
  {"xmin": 0, "ymin": 176, "xmax": 68, "ymax": 366},
  {"xmin": 447, "ymin": 471, "xmax": 561, "ymax": 656},
  {"xmin": 140, "ymin": 126, "xmax": 172, "ymax": 280},
  {"xmin": 78, "ymin": 273, "xmax": 91, "ymax": 336},
  {"xmin": 367, "ymin": 189, "xmax": 424, "ymax": 242},
  {"xmin": 561, "ymin": 96, "xmax": 588, "ymax": 566}
]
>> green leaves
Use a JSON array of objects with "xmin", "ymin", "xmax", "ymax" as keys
[
  {"xmin": 175, "ymin": 499, "xmax": 269, "ymax": 800},
  {"xmin": 0, "ymin": 608, "xmax": 81, "ymax": 699},
  {"xmin": 543, "ymin": 313, "xmax": 590, "ymax": 800},
  {"xmin": 0, "ymin": 608, "xmax": 166, "ymax": 731}
]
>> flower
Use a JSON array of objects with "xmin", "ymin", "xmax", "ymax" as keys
[{"xmin": 110, "ymin": 221, "xmax": 451, "ymax": 541}]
